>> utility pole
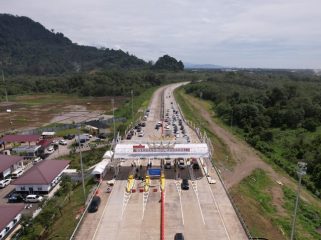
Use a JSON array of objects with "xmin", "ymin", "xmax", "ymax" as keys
[
  {"xmin": 77, "ymin": 125, "xmax": 86, "ymax": 205},
  {"xmin": 230, "ymin": 108, "xmax": 233, "ymax": 128},
  {"xmin": 111, "ymin": 98, "xmax": 116, "ymax": 144},
  {"xmin": 2, "ymin": 70, "xmax": 8, "ymax": 103},
  {"xmin": 131, "ymin": 90, "xmax": 134, "ymax": 121},
  {"xmin": 290, "ymin": 161, "xmax": 307, "ymax": 240}
]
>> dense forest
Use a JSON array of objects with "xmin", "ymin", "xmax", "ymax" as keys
[
  {"xmin": 184, "ymin": 70, "xmax": 321, "ymax": 195},
  {"xmin": 0, "ymin": 14, "xmax": 147, "ymax": 74},
  {"xmin": 0, "ymin": 14, "xmax": 186, "ymax": 98}
]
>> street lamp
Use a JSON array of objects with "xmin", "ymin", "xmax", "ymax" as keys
[
  {"xmin": 290, "ymin": 161, "xmax": 307, "ymax": 240},
  {"xmin": 77, "ymin": 125, "xmax": 86, "ymax": 205},
  {"xmin": 111, "ymin": 98, "xmax": 116, "ymax": 144}
]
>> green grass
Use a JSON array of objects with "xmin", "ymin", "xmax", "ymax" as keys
[
  {"xmin": 19, "ymin": 179, "xmax": 97, "ymax": 240},
  {"xmin": 231, "ymin": 169, "xmax": 321, "ymax": 240},
  {"xmin": 115, "ymin": 86, "xmax": 158, "ymax": 134},
  {"xmin": 174, "ymin": 87, "xmax": 234, "ymax": 168},
  {"xmin": 47, "ymin": 180, "xmax": 97, "ymax": 239},
  {"xmin": 60, "ymin": 145, "xmax": 109, "ymax": 170}
]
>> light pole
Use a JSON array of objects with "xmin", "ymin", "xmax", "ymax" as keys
[
  {"xmin": 131, "ymin": 90, "xmax": 134, "ymax": 121},
  {"xmin": 290, "ymin": 161, "xmax": 307, "ymax": 240},
  {"xmin": 77, "ymin": 125, "xmax": 86, "ymax": 205},
  {"xmin": 111, "ymin": 98, "xmax": 116, "ymax": 144}
]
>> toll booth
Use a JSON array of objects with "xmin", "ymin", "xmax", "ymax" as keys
[{"xmin": 148, "ymin": 168, "xmax": 161, "ymax": 178}]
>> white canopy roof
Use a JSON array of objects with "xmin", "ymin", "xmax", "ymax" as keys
[
  {"xmin": 114, "ymin": 143, "xmax": 209, "ymax": 159},
  {"xmin": 103, "ymin": 150, "xmax": 113, "ymax": 159},
  {"xmin": 91, "ymin": 159, "xmax": 110, "ymax": 175}
]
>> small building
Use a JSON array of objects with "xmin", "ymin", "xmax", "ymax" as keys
[
  {"xmin": 11, "ymin": 145, "xmax": 42, "ymax": 159},
  {"xmin": 0, "ymin": 155, "xmax": 24, "ymax": 180},
  {"xmin": 41, "ymin": 132, "xmax": 55, "ymax": 139},
  {"xmin": 0, "ymin": 204, "xmax": 24, "ymax": 240},
  {"xmin": 13, "ymin": 160, "xmax": 70, "ymax": 194},
  {"xmin": 0, "ymin": 135, "xmax": 41, "ymax": 150}
]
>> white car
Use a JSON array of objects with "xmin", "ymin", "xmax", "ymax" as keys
[
  {"xmin": 46, "ymin": 146, "xmax": 55, "ymax": 154},
  {"xmin": 175, "ymin": 133, "xmax": 180, "ymax": 138},
  {"xmin": 138, "ymin": 131, "xmax": 144, "ymax": 137},
  {"xmin": 178, "ymin": 158, "xmax": 185, "ymax": 168},
  {"xmin": 0, "ymin": 179, "xmax": 11, "ymax": 188},
  {"xmin": 33, "ymin": 157, "xmax": 42, "ymax": 164},
  {"xmin": 59, "ymin": 139, "xmax": 67, "ymax": 145},
  {"xmin": 25, "ymin": 195, "xmax": 44, "ymax": 203}
]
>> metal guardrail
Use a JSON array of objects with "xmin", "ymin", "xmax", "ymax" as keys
[{"xmin": 176, "ymin": 101, "xmax": 254, "ymax": 240}]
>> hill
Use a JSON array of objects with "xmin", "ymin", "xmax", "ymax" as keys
[{"xmin": 0, "ymin": 14, "xmax": 147, "ymax": 75}]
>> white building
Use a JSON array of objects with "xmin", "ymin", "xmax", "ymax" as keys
[
  {"xmin": 13, "ymin": 160, "xmax": 69, "ymax": 194},
  {"xmin": 0, "ymin": 204, "xmax": 24, "ymax": 240}
]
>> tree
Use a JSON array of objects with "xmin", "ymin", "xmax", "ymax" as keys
[{"xmin": 153, "ymin": 55, "xmax": 184, "ymax": 71}]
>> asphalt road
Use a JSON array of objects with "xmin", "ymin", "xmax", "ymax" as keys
[{"xmin": 75, "ymin": 83, "xmax": 248, "ymax": 240}]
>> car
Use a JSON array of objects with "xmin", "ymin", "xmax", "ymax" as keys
[
  {"xmin": 98, "ymin": 133, "xmax": 108, "ymax": 139},
  {"xmin": 192, "ymin": 162, "xmax": 200, "ymax": 170},
  {"xmin": 174, "ymin": 233, "xmax": 184, "ymax": 240},
  {"xmin": 63, "ymin": 134, "xmax": 75, "ymax": 140},
  {"xmin": 33, "ymin": 157, "xmax": 42, "ymax": 164},
  {"xmin": 181, "ymin": 179, "xmax": 189, "ymax": 190},
  {"xmin": 178, "ymin": 158, "xmax": 185, "ymax": 168},
  {"xmin": 130, "ymin": 129, "xmax": 135, "ymax": 135},
  {"xmin": 59, "ymin": 139, "xmax": 67, "ymax": 145},
  {"xmin": 175, "ymin": 133, "xmax": 180, "ymax": 138},
  {"xmin": 8, "ymin": 193, "xmax": 24, "ymax": 203},
  {"xmin": 138, "ymin": 131, "xmax": 144, "ymax": 137},
  {"xmin": 141, "ymin": 122, "xmax": 146, "ymax": 127},
  {"xmin": 46, "ymin": 146, "xmax": 55, "ymax": 154},
  {"xmin": 25, "ymin": 194, "xmax": 44, "ymax": 203},
  {"xmin": 88, "ymin": 196, "xmax": 101, "ymax": 213},
  {"xmin": 164, "ymin": 159, "xmax": 171, "ymax": 169},
  {"xmin": 11, "ymin": 169, "xmax": 24, "ymax": 179},
  {"xmin": 0, "ymin": 179, "xmax": 11, "ymax": 188},
  {"xmin": 126, "ymin": 134, "xmax": 132, "ymax": 140}
]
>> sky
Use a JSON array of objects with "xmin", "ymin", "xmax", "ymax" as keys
[{"xmin": 0, "ymin": 0, "xmax": 320, "ymax": 69}]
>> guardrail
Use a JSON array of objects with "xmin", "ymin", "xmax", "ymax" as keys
[
  {"xmin": 69, "ymin": 181, "xmax": 102, "ymax": 240},
  {"xmin": 176, "ymin": 100, "xmax": 254, "ymax": 240}
]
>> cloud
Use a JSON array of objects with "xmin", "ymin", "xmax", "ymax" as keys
[{"xmin": 0, "ymin": 0, "xmax": 320, "ymax": 68}]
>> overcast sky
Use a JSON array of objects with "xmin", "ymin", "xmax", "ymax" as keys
[{"xmin": 1, "ymin": 0, "xmax": 320, "ymax": 69}]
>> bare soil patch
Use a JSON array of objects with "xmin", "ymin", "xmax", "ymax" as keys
[{"xmin": 0, "ymin": 94, "xmax": 127, "ymax": 133}]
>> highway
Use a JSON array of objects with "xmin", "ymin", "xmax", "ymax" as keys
[{"xmin": 75, "ymin": 83, "xmax": 247, "ymax": 240}]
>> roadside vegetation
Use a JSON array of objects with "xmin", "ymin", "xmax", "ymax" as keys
[
  {"xmin": 231, "ymin": 169, "xmax": 321, "ymax": 240},
  {"xmin": 15, "ymin": 177, "xmax": 97, "ymax": 240},
  {"xmin": 183, "ymin": 70, "xmax": 321, "ymax": 196},
  {"xmin": 174, "ymin": 88, "xmax": 234, "ymax": 167}
]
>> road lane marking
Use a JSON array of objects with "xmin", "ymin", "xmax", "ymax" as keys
[
  {"xmin": 175, "ymin": 181, "xmax": 184, "ymax": 225},
  {"xmin": 91, "ymin": 181, "xmax": 117, "ymax": 240},
  {"xmin": 208, "ymin": 183, "xmax": 231, "ymax": 240}
]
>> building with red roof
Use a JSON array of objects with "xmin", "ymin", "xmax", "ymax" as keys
[
  {"xmin": 13, "ymin": 159, "xmax": 70, "ymax": 194},
  {"xmin": 0, "ymin": 204, "xmax": 24, "ymax": 240},
  {"xmin": 0, "ymin": 155, "xmax": 24, "ymax": 180}
]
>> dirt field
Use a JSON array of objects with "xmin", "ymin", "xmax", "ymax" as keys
[{"xmin": 0, "ymin": 94, "xmax": 127, "ymax": 133}]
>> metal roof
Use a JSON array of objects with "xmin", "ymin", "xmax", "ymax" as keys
[
  {"xmin": 0, "ymin": 155, "xmax": 23, "ymax": 173},
  {"xmin": 1, "ymin": 135, "xmax": 41, "ymax": 143},
  {"xmin": 13, "ymin": 160, "xmax": 69, "ymax": 185},
  {"xmin": 0, "ymin": 204, "xmax": 24, "ymax": 231}
]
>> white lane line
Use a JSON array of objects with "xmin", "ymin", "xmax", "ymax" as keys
[
  {"xmin": 191, "ymin": 180, "xmax": 206, "ymax": 225},
  {"xmin": 91, "ymin": 181, "xmax": 117, "ymax": 240},
  {"xmin": 208, "ymin": 183, "xmax": 231, "ymax": 240},
  {"xmin": 175, "ymin": 181, "xmax": 184, "ymax": 225}
]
